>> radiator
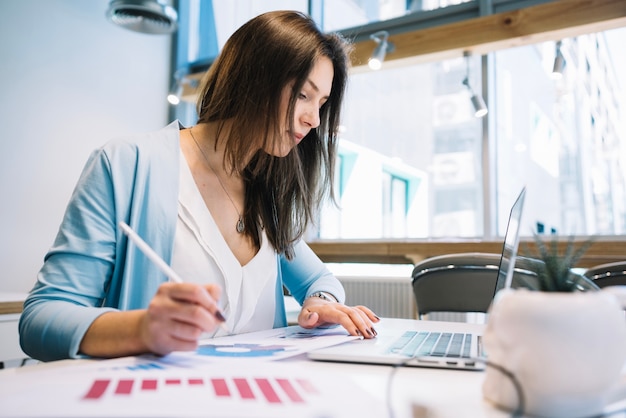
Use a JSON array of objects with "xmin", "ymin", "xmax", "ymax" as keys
[{"xmin": 337, "ymin": 276, "xmax": 416, "ymax": 319}]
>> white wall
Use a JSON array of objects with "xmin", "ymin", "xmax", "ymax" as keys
[{"xmin": 0, "ymin": 0, "xmax": 172, "ymax": 292}]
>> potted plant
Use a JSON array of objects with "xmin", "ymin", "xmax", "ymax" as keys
[
  {"xmin": 526, "ymin": 235, "xmax": 596, "ymax": 292},
  {"xmin": 482, "ymin": 235, "xmax": 626, "ymax": 418}
]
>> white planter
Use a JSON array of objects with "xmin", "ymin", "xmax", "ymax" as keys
[{"xmin": 482, "ymin": 287, "xmax": 626, "ymax": 418}]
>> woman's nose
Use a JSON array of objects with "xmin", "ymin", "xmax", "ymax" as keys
[{"xmin": 301, "ymin": 105, "xmax": 320, "ymax": 128}]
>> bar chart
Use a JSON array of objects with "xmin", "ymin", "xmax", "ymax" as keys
[
  {"xmin": 83, "ymin": 375, "xmax": 316, "ymax": 404},
  {"xmin": 0, "ymin": 330, "xmax": 386, "ymax": 417}
]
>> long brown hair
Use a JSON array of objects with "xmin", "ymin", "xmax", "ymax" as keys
[{"xmin": 195, "ymin": 10, "xmax": 351, "ymax": 259}]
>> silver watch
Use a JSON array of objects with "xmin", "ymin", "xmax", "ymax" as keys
[{"xmin": 308, "ymin": 291, "xmax": 337, "ymax": 303}]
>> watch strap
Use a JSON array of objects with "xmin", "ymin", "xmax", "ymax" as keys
[{"xmin": 308, "ymin": 291, "xmax": 338, "ymax": 303}]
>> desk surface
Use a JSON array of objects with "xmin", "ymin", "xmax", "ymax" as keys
[
  {"xmin": 302, "ymin": 348, "xmax": 491, "ymax": 418},
  {"xmin": 1, "ymin": 318, "xmax": 624, "ymax": 418},
  {"xmin": 0, "ymin": 318, "xmax": 498, "ymax": 418},
  {"xmin": 1, "ymin": 352, "xmax": 492, "ymax": 418}
]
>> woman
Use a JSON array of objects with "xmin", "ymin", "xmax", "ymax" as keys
[{"xmin": 19, "ymin": 10, "xmax": 379, "ymax": 362}]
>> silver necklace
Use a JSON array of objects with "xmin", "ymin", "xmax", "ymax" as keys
[{"xmin": 189, "ymin": 127, "xmax": 245, "ymax": 234}]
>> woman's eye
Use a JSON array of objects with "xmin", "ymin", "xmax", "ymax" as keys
[{"xmin": 299, "ymin": 92, "xmax": 308, "ymax": 100}]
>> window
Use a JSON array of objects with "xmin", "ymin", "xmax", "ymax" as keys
[
  {"xmin": 319, "ymin": 0, "xmax": 474, "ymax": 32},
  {"xmin": 382, "ymin": 173, "xmax": 408, "ymax": 237},
  {"xmin": 173, "ymin": 1, "xmax": 626, "ymax": 240},
  {"xmin": 317, "ymin": 54, "xmax": 485, "ymax": 238}
]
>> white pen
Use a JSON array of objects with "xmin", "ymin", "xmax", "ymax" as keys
[{"xmin": 118, "ymin": 221, "xmax": 229, "ymax": 332}]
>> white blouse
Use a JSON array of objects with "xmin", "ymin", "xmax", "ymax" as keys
[{"xmin": 170, "ymin": 152, "xmax": 278, "ymax": 337}]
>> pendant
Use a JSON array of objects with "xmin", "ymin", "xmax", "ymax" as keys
[{"xmin": 236, "ymin": 216, "xmax": 245, "ymax": 233}]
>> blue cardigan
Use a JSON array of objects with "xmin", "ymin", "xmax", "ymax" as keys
[{"xmin": 19, "ymin": 121, "xmax": 345, "ymax": 362}]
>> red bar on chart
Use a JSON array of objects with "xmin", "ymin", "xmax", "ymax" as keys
[
  {"xmin": 141, "ymin": 379, "xmax": 158, "ymax": 391},
  {"xmin": 234, "ymin": 378, "xmax": 255, "ymax": 399},
  {"xmin": 115, "ymin": 379, "xmax": 134, "ymax": 395},
  {"xmin": 188, "ymin": 378, "xmax": 204, "ymax": 385},
  {"xmin": 276, "ymin": 378, "xmax": 305, "ymax": 403},
  {"xmin": 211, "ymin": 378, "xmax": 230, "ymax": 397},
  {"xmin": 296, "ymin": 379, "xmax": 318, "ymax": 394},
  {"xmin": 165, "ymin": 379, "xmax": 181, "ymax": 385},
  {"xmin": 84, "ymin": 379, "xmax": 110, "ymax": 400},
  {"xmin": 255, "ymin": 378, "xmax": 281, "ymax": 404}
]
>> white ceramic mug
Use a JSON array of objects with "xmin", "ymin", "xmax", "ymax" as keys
[{"xmin": 482, "ymin": 287, "xmax": 626, "ymax": 418}]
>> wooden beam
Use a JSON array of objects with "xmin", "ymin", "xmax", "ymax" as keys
[
  {"xmin": 307, "ymin": 238, "xmax": 626, "ymax": 269},
  {"xmin": 350, "ymin": 0, "xmax": 626, "ymax": 69},
  {"xmin": 183, "ymin": 0, "xmax": 626, "ymax": 96}
]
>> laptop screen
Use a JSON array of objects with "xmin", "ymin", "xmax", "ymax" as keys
[{"xmin": 493, "ymin": 187, "xmax": 526, "ymax": 296}]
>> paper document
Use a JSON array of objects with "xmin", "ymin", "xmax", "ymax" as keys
[
  {"xmin": 192, "ymin": 324, "xmax": 360, "ymax": 361},
  {"xmin": 0, "ymin": 352, "xmax": 384, "ymax": 417}
]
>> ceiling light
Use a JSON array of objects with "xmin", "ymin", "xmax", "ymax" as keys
[
  {"xmin": 167, "ymin": 69, "xmax": 199, "ymax": 105},
  {"xmin": 167, "ymin": 81, "xmax": 183, "ymax": 106},
  {"xmin": 462, "ymin": 52, "xmax": 488, "ymax": 118},
  {"xmin": 368, "ymin": 31, "xmax": 394, "ymax": 70},
  {"xmin": 106, "ymin": 0, "xmax": 178, "ymax": 34},
  {"xmin": 470, "ymin": 93, "xmax": 488, "ymax": 118},
  {"xmin": 551, "ymin": 41, "xmax": 566, "ymax": 79}
]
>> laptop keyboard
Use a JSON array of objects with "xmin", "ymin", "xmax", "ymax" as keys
[{"xmin": 386, "ymin": 331, "xmax": 472, "ymax": 358}]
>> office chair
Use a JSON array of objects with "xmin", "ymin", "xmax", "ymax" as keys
[
  {"xmin": 412, "ymin": 253, "xmax": 500, "ymax": 319},
  {"xmin": 584, "ymin": 261, "xmax": 626, "ymax": 288},
  {"xmin": 411, "ymin": 252, "xmax": 542, "ymax": 319}
]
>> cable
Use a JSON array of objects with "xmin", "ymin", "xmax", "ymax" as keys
[
  {"xmin": 385, "ymin": 355, "xmax": 626, "ymax": 418},
  {"xmin": 385, "ymin": 362, "xmax": 403, "ymax": 418},
  {"xmin": 482, "ymin": 359, "xmax": 525, "ymax": 418},
  {"xmin": 384, "ymin": 355, "xmax": 525, "ymax": 418}
]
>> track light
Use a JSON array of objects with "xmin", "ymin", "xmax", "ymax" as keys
[
  {"xmin": 463, "ymin": 78, "xmax": 488, "ymax": 118},
  {"xmin": 167, "ymin": 81, "xmax": 184, "ymax": 105},
  {"xmin": 368, "ymin": 31, "xmax": 394, "ymax": 70},
  {"xmin": 167, "ymin": 69, "xmax": 198, "ymax": 105},
  {"xmin": 462, "ymin": 52, "xmax": 488, "ymax": 118},
  {"xmin": 469, "ymin": 92, "xmax": 488, "ymax": 118},
  {"xmin": 551, "ymin": 41, "xmax": 566, "ymax": 79}
]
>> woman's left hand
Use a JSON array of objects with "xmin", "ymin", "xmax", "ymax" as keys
[{"xmin": 297, "ymin": 298, "xmax": 380, "ymax": 339}]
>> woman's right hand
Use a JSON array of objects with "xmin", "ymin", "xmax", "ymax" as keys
[
  {"xmin": 139, "ymin": 282, "xmax": 225, "ymax": 355},
  {"xmin": 79, "ymin": 282, "xmax": 224, "ymax": 358}
]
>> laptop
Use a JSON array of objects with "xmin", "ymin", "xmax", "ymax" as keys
[{"xmin": 307, "ymin": 187, "xmax": 527, "ymax": 371}]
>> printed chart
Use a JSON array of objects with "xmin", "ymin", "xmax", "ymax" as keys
[
  {"xmin": 196, "ymin": 343, "xmax": 290, "ymax": 358},
  {"xmin": 193, "ymin": 325, "xmax": 359, "ymax": 361},
  {"xmin": 0, "ymin": 359, "xmax": 385, "ymax": 417},
  {"xmin": 0, "ymin": 326, "xmax": 380, "ymax": 417},
  {"xmin": 83, "ymin": 374, "xmax": 316, "ymax": 404}
]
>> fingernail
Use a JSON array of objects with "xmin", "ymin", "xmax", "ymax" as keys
[
  {"xmin": 366, "ymin": 328, "xmax": 373, "ymax": 337},
  {"xmin": 374, "ymin": 315, "xmax": 381, "ymax": 320},
  {"xmin": 371, "ymin": 327, "xmax": 377, "ymax": 337},
  {"xmin": 356, "ymin": 329, "xmax": 363, "ymax": 337},
  {"xmin": 215, "ymin": 310, "xmax": 227, "ymax": 322}
]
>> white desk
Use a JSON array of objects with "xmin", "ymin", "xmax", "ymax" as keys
[
  {"xmin": 0, "ymin": 292, "xmax": 27, "ymax": 365},
  {"xmin": 301, "ymin": 353, "xmax": 494, "ymax": 418},
  {"xmin": 2, "ymin": 318, "xmax": 624, "ymax": 418},
  {"xmin": 300, "ymin": 318, "xmax": 500, "ymax": 418},
  {"xmin": 0, "ymin": 318, "xmax": 505, "ymax": 417}
]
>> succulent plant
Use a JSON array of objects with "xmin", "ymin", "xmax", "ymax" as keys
[{"xmin": 523, "ymin": 234, "xmax": 596, "ymax": 292}]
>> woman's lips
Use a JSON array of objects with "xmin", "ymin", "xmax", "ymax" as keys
[{"xmin": 293, "ymin": 132, "xmax": 305, "ymax": 145}]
